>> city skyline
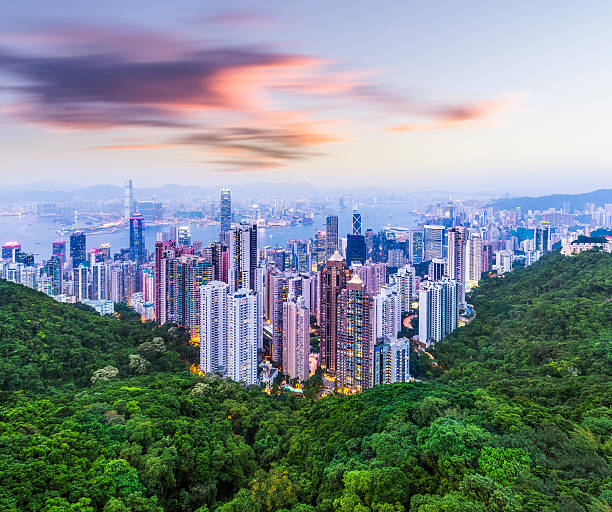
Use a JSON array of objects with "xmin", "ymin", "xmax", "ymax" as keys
[{"xmin": 1, "ymin": 2, "xmax": 612, "ymax": 193}]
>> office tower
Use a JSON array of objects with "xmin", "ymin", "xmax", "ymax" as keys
[
  {"xmin": 372, "ymin": 283, "xmax": 401, "ymax": 341},
  {"xmin": 466, "ymin": 232, "xmax": 483, "ymax": 284},
  {"xmin": 446, "ymin": 226, "xmax": 467, "ymax": 306},
  {"xmin": 220, "ymin": 187, "xmax": 232, "ymax": 241},
  {"xmin": 352, "ymin": 262, "xmax": 387, "ymax": 296},
  {"xmin": 227, "ymin": 289, "xmax": 258, "ymax": 385},
  {"xmin": 352, "ymin": 210, "xmax": 362, "ymax": 235},
  {"xmin": 177, "ymin": 225, "xmax": 191, "ymax": 246},
  {"xmin": 319, "ymin": 251, "xmax": 350, "ymax": 373},
  {"xmin": 2, "ymin": 241, "xmax": 21, "ymax": 262},
  {"xmin": 129, "ymin": 215, "xmax": 145, "ymax": 264},
  {"xmin": 410, "ymin": 230, "xmax": 424, "ymax": 264},
  {"xmin": 44, "ymin": 256, "xmax": 63, "ymax": 296},
  {"xmin": 325, "ymin": 215, "xmax": 339, "ymax": 259},
  {"xmin": 364, "ymin": 229, "xmax": 375, "ymax": 260},
  {"xmin": 481, "ymin": 242, "xmax": 493, "ymax": 273},
  {"xmin": 374, "ymin": 336, "xmax": 410, "ymax": 385},
  {"xmin": 210, "ymin": 241, "xmax": 229, "ymax": 282},
  {"xmin": 423, "ymin": 225, "xmax": 445, "ymax": 260},
  {"xmin": 52, "ymin": 241, "xmax": 66, "ymax": 265},
  {"xmin": 69, "ymin": 232, "xmax": 86, "ymax": 268},
  {"xmin": 200, "ymin": 281, "xmax": 229, "ymax": 374},
  {"xmin": 393, "ymin": 265, "xmax": 416, "ymax": 313},
  {"xmin": 418, "ymin": 278, "xmax": 459, "ymax": 347},
  {"xmin": 91, "ymin": 262, "xmax": 107, "ymax": 300},
  {"xmin": 73, "ymin": 264, "xmax": 89, "ymax": 302},
  {"xmin": 291, "ymin": 240, "xmax": 310, "ymax": 272},
  {"xmin": 346, "ymin": 234, "xmax": 366, "ymax": 266},
  {"xmin": 99, "ymin": 243, "xmax": 111, "ymax": 262},
  {"xmin": 428, "ymin": 258, "xmax": 446, "ymax": 281},
  {"xmin": 229, "ymin": 222, "xmax": 257, "ymax": 293},
  {"xmin": 282, "ymin": 295, "xmax": 310, "ymax": 382},
  {"xmin": 269, "ymin": 248, "xmax": 286, "ymax": 271},
  {"xmin": 124, "ymin": 179, "xmax": 133, "ymax": 223},
  {"xmin": 534, "ymin": 225, "xmax": 550, "ymax": 254},
  {"xmin": 336, "ymin": 274, "xmax": 374, "ymax": 392},
  {"xmin": 312, "ymin": 230, "xmax": 326, "ymax": 269}
]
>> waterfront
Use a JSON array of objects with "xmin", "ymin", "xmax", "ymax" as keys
[{"xmin": 0, "ymin": 202, "xmax": 418, "ymax": 258}]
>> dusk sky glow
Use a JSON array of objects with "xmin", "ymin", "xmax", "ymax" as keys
[{"xmin": 1, "ymin": 1, "xmax": 611, "ymax": 193}]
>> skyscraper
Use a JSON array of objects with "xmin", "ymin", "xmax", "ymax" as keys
[
  {"xmin": 52, "ymin": 241, "xmax": 66, "ymax": 265},
  {"xmin": 352, "ymin": 210, "xmax": 362, "ymax": 235},
  {"xmin": 129, "ymin": 215, "xmax": 145, "ymax": 264},
  {"xmin": 418, "ymin": 278, "xmax": 459, "ymax": 347},
  {"xmin": 69, "ymin": 231, "xmax": 86, "ymax": 268},
  {"xmin": 336, "ymin": 274, "xmax": 374, "ymax": 392},
  {"xmin": 374, "ymin": 336, "xmax": 410, "ymax": 385},
  {"xmin": 200, "ymin": 280, "xmax": 229, "ymax": 374},
  {"xmin": 2, "ymin": 241, "xmax": 21, "ymax": 262},
  {"xmin": 534, "ymin": 225, "xmax": 550, "ymax": 254},
  {"xmin": 428, "ymin": 258, "xmax": 446, "ymax": 281},
  {"xmin": 423, "ymin": 225, "xmax": 445, "ymax": 261},
  {"xmin": 325, "ymin": 215, "xmax": 339, "ymax": 259},
  {"xmin": 446, "ymin": 226, "xmax": 467, "ymax": 306},
  {"xmin": 372, "ymin": 283, "xmax": 401, "ymax": 341},
  {"xmin": 282, "ymin": 295, "xmax": 310, "ymax": 382},
  {"xmin": 227, "ymin": 289, "xmax": 258, "ymax": 385},
  {"xmin": 353, "ymin": 262, "xmax": 387, "ymax": 296},
  {"xmin": 393, "ymin": 265, "xmax": 416, "ymax": 314},
  {"xmin": 229, "ymin": 222, "xmax": 258, "ymax": 293},
  {"xmin": 220, "ymin": 187, "xmax": 232, "ymax": 241},
  {"xmin": 44, "ymin": 256, "xmax": 63, "ymax": 296},
  {"xmin": 410, "ymin": 230, "xmax": 424, "ymax": 264},
  {"xmin": 177, "ymin": 225, "xmax": 191, "ymax": 246},
  {"xmin": 124, "ymin": 179, "xmax": 133, "ymax": 223},
  {"xmin": 466, "ymin": 232, "xmax": 483, "ymax": 284},
  {"xmin": 346, "ymin": 234, "xmax": 366, "ymax": 266},
  {"xmin": 319, "ymin": 251, "xmax": 350, "ymax": 373}
]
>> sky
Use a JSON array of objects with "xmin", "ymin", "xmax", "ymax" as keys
[{"xmin": 0, "ymin": 0, "xmax": 611, "ymax": 194}]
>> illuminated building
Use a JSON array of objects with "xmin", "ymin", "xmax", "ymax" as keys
[
  {"xmin": 220, "ymin": 187, "xmax": 231, "ymax": 241},
  {"xmin": 374, "ymin": 336, "xmax": 410, "ymax": 385},
  {"xmin": 227, "ymin": 288, "xmax": 258, "ymax": 385},
  {"xmin": 129, "ymin": 215, "xmax": 146, "ymax": 264},
  {"xmin": 69, "ymin": 232, "xmax": 86, "ymax": 268},
  {"xmin": 325, "ymin": 215, "xmax": 339, "ymax": 259},
  {"xmin": 423, "ymin": 225, "xmax": 445, "ymax": 260},
  {"xmin": 200, "ymin": 280, "xmax": 229, "ymax": 374},
  {"xmin": 446, "ymin": 226, "xmax": 467, "ymax": 306},
  {"xmin": 418, "ymin": 278, "xmax": 459, "ymax": 347},
  {"xmin": 282, "ymin": 295, "xmax": 310, "ymax": 382}
]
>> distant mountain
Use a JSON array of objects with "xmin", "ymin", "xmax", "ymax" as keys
[
  {"xmin": 0, "ymin": 182, "xmax": 322, "ymax": 202},
  {"xmin": 489, "ymin": 188, "xmax": 612, "ymax": 211}
]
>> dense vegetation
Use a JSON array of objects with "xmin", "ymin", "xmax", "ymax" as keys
[{"xmin": 0, "ymin": 251, "xmax": 610, "ymax": 511}]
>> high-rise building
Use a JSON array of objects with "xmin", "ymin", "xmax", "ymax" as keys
[
  {"xmin": 319, "ymin": 251, "xmax": 350, "ymax": 373},
  {"xmin": 346, "ymin": 234, "xmax": 366, "ymax": 266},
  {"xmin": 312, "ymin": 230, "xmax": 327, "ymax": 269},
  {"xmin": 291, "ymin": 240, "xmax": 310, "ymax": 272},
  {"xmin": 124, "ymin": 179, "xmax": 133, "ymax": 223},
  {"xmin": 392, "ymin": 265, "xmax": 416, "ymax": 313},
  {"xmin": 481, "ymin": 242, "xmax": 493, "ymax": 273},
  {"xmin": 374, "ymin": 336, "xmax": 410, "ymax": 385},
  {"xmin": 73, "ymin": 264, "xmax": 89, "ymax": 301},
  {"xmin": 466, "ymin": 232, "xmax": 483, "ymax": 284},
  {"xmin": 2, "ymin": 241, "xmax": 21, "ymax": 262},
  {"xmin": 69, "ymin": 232, "xmax": 86, "ymax": 268},
  {"xmin": 177, "ymin": 225, "xmax": 191, "ymax": 246},
  {"xmin": 352, "ymin": 210, "xmax": 362, "ymax": 235},
  {"xmin": 428, "ymin": 258, "xmax": 446, "ymax": 281},
  {"xmin": 129, "ymin": 215, "xmax": 145, "ymax": 264},
  {"xmin": 282, "ymin": 295, "xmax": 310, "ymax": 382},
  {"xmin": 336, "ymin": 274, "xmax": 374, "ymax": 392},
  {"xmin": 410, "ymin": 230, "xmax": 424, "ymax": 264},
  {"xmin": 534, "ymin": 225, "xmax": 550, "ymax": 254},
  {"xmin": 372, "ymin": 283, "xmax": 401, "ymax": 341},
  {"xmin": 423, "ymin": 225, "xmax": 445, "ymax": 261},
  {"xmin": 352, "ymin": 262, "xmax": 387, "ymax": 296},
  {"xmin": 44, "ymin": 256, "xmax": 63, "ymax": 296},
  {"xmin": 446, "ymin": 226, "xmax": 467, "ymax": 306},
  {"xmin": 200, "ymin": 281, "xmax": 229, "ymax": 374},
  {"xmin": 227, "ymin": 289, "xmax": 258, "ymax": 385},
  {"xmin": 220, "ymin": 187, "xmax": 232, "ymax": 241},
  {"xmin": 91, "ymin": 262, "xmax": 108, "ymax": 301},
  {"xmin": 418, "ymin": 278, "xmax": 459, "ymax": 347},
  {"xmin": 52, "ymin": 241, "xmax": 66, "ymax": 265},
  {"xmin": 99, "ymin": 243, "xmax": 111, "ymax": 262},
  {"xmin": 229, "ymin": 222, "xmax": 258, "ymax": 293},
  {"xmin": 325, "ymin": 215, "xmax": 339, "ymax": 259}
]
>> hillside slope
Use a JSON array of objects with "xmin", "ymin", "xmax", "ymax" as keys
[{"xmin": 0, "ymin": 253, "xmax": 610, "ymax": 511}]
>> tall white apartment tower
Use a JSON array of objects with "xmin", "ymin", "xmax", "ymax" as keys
[
  {"xmin": 418, "ymin": 278, "xmax": 459, "ymax": 347},
  {"xmin": 372, "ymin": 283, "xmax": 401, "ymax": 341},
  {"xmin": 200, "ymin": 281, "xmax": 229, "ymax": 374},
  {"xmin": 282, "ymin": 295, "xmax": 310, "ymax": 382},
  {"xmin": 465, "ymin": 231, "xmax": 483, "ymax": 285},
  {"xmin": 393, "ymin": 265, "xmax": 416, "ymax": 313},
  {"xmin": 227, "ymin": 288, "xmax": 258, "ymax": 385}
]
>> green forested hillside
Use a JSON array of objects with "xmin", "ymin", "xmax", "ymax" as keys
[
  {"xmin": 0, "ymin": 251, "xmax": 610, "ymax": 512},
  {"xmin": 0, "ymin": 279, "xmax": 191, "ymax": 394}
]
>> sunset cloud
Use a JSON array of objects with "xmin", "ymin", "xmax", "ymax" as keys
[{"xmin": 0, "ymin": 20, "xmax": 512, "ymax": 171}]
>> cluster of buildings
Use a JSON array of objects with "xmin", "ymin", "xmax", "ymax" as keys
[{"xmin": 2, "ymin": 185, "xmax": 611, "ymax": 393}]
